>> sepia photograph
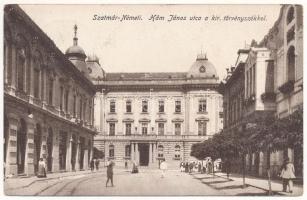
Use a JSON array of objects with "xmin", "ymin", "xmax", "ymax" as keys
[{"xmin": 2, "ymin": 2, "xmax": 304, "ymax": 196}]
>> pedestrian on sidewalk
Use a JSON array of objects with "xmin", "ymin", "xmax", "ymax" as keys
[
  {"xmin": 160, "ymin": 158, "xmax": 168, "ymax": 178},
  {"xmin": 37, "ymin": 158, "xmax": 47, "ymax": 178},
  {"xmin": 185, "ymin": 162, "xmax": 189, "ymax": 173},
  {"xmin": 279, "ymin": 157, "xmax": 296, "ymax": 193},
  {"xmin": 106, "ymin": 159, "xmax": 115, "ymax": 187},
  {"xmin": 95, "ymin": 159, "xmax": 100, "ymax": 171},
  {"xmin": 90, "ymin": 158, "xmax": 95, "ymax": 172},
  {"xmin": 131, "ymin": 161, "xmax": 139, "ymax": 173}
]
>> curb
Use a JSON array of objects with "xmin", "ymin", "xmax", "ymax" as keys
[{"xmin": 5, "ymin": 170, "xmax": 104, "ymax": 190}]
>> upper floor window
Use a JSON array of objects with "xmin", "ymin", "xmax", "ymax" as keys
[
  {"xmin": 126, "ymin": 101, "xmax": 132, "ymax": 113},
  {"xmin": 79, "ymin": 98, "xmax": 83, "ymax": 119},
  {"xmin": 198, "ymin": 121, "xmax": 207, "ymax": 136},
  {"xmin": 60, "ymin": 86, "xmax": 64, "ymax": 111},
  {"xmin": 198, "ymin": 99, "xmax": 207, "ymax": 113},
  {"xmin": 158, "ymin": 101, "xmax": 164, "ymax": 113},
  {"xmin": 142, "ymin": 100, "xmax": 148, "ymax": 113},
  {"xmin": 48, "ymin": 78, "xmax": 53, "ymax": 105},
  {"xmin": 73, "ymin": 95, "xmax": 76, "ymax": 117},
  {"xmin": 64, "ymin": 90, "xmax": 69, "ymax": 113},
  {"xmin": 175, "ymin": 101, "xmax": 181, "ymax": 113},
  {"xmin": 109, "ymin": 123, "xmax": 115, "ymax": 136},
  {"xmin": 142, "ymin": 123, "xmax": 148, "ymax": 135},
  {"xmin": 33, "ymin": 68, "xmax": 40, "ymax": 98},
  {"xmin": 287, "ymin": 46, "xmax": 295, "ymax": 82},
  {"xmin": 110, "ymin": 101, "xmax": 116, "ymax": 113},
  {"xmin": 17, "ymin": 48, "xmax": 26, "ymax": 92},
  {"xmin": 125, "ymin": 123, "xmax": 132, "ymax": 136},
  {"xmin": 287, "ymin": 6, "xmax": 295, "ymax": 24},
  {"xmin": 175, "ymin": 123, "xmax": 181, "ymax": 135},
  {"xmin": 158, "ymin": 123, "xmax": 164, "ymax": 135},
  {"xmin": 175, "ymin": 145, "xmax": 180, "ymax": 159}
]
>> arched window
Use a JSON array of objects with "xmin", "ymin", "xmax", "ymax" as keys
[
  {"xmin": 125, "ymin": 145, "xmax": 131, "ymax": 158},
  {"xmin": 287, "ymin": 6, "xmax": 295, "ymax": 24},
  {"xmin": 16, "ymin": 35, "xmax": 28, "ymax": 93},
  {"xmin": 175, "ymin": 145, "xmax": 180, "ymax": 159},
  {"xmin": 48, "ymin": 78, "xmax": 54, "ymax": 105},
  {"xmin": 109, "ymin": 144, "xmax": 115, "ymax": 158},
  {"xmin": 158, "ymin": 145, "xmax": 164, "ymax": 158},
  {"xmin": 287, "ymin": 46, "xmax": 295, "ymax": 81},
  {"xmin": 33, "ymin": 51, "xmax": 42, "ymax": 99}
]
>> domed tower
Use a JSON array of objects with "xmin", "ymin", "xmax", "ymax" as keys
[
  {"xmin": 65, "ymin": 25, "xmax": 88, "ymax": 75},
  {"xmin": 187, "ymin": 53, "xmax": 218, "ymax": 80},
  {"xmin": 86, "ymin": 54, "xmax": 105, "ymax": 81}
]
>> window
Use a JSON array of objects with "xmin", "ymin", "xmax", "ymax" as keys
[
  {"xmin": 175, "ymin": 145, "xmax": 180, "ymax": 159},
  {"xmin": 142, "ymin": 100, "xmax": 148, "ymax": 113},
  {"xmin": 287, "ymin": 6, "xmax": 295, "ymax": 24},
  {"xmin": 142, "ymin": 123, "xmax": 148, "ymax": 135},
  {"xmin": 17, "ymin": 48, "xmax": 26, "ymax": 92},
  {"xmin": 48, "ymin": 79, "xmax": 53, "ymax": 105},
  {"xmin": 125, "ymin": 145, "xmax": 131, "ymax": 157},
  {"xmin": 126, "ymin": 101, "xmax": 132, "ymax": 113},
  {"xmin": 125, "ymin": 123, "xmax": 131, "ymax": 135},
  {"xmin": 198, "ymin": 99, "xmax": 207, "ymax": 112},
  {"xmin": 287, "ymin": 46, "xmax": 295, "ymax": 81},
  {"xmin": 109, "ymin": 123, "xmax": 115, "ymax": 136},
  {"xmin": 33, "ymin": 69, "xmax": 40, "ymax": 98},
  {"xmin": 83, "ymin": 100, "xmax": 86, "ymax": 120},
  {"xmin": 79, "ymin": 98, "xmax": 83, "ymax": 120},
  {"xmin": 65, "ymin": 90, "xmax": 69, "ymax": 113},
  {"xmin": 109, "ymin": 145, "xmax": 114, "ymax": 158},
  {"xmin": 158, "ymin": 123, "xmax": 164, "ymax": 135},
  {"xmin": 158, "ymin": 101, "xmax": 164, "ymax": 113},
  {"xmin": 60, "ymin": 86, "xmax": 64, "ymax": 111},
  {"xmin": 110, "ymin": 101, "xmax": 116, "ymax": 113},
  {"xmin": 175, "ymin": 101, "xmax": 181, "ymax": 113},
  {"xmin": 158, "ymin": 145, "xmax": 164, "ymax": 158},
  {"xmin": 175, "ymin": 123, "xmax": 181, "ymax": 135},
  {"xmin": 73, "ymin": 95, "xmax": 76, "ymax": 117},
  {"xmin": 198, "ymin": 121, "xmax": 207, "ymax": 136}
]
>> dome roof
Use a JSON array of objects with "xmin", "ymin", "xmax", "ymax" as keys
[
  {"xmin": 87, "ymin": 54, "xmax": 99, "ymax": 63},
  {"xmin": 65, "ymin": 45, "xmax": 86, "ymax": 56},
  {"xmin": 187, "ymin": 53, "xmax": 218, "ymax": 79}
]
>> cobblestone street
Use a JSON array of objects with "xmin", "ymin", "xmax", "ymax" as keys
[{"xmin": 6, "ymin": 168, "xmax": 301, "ymax": 196}]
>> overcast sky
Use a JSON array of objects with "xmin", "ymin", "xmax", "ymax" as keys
[{"xmin": 20, "ymin": 4, "xmax": 280, "ymax": 79}]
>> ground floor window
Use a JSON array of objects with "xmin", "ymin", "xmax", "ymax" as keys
[
  {"xmin": 198, "ymin": 121, "xmax": 207, "ymax": 136},
  {"xmin": 109, "ymin": 123, "xmax": 115, "ymax": 136},
  {"xmin": 174, "ymin": 145, "xmax": 180, "ymax": 159},
  {"xmin": 158, "ymin": 123, "xmax": 164, "ymax": 135},
  {"xmin": 109, "ymin": 144, "xmax": 114, "ymax": 158},
  {"xmin": 125, "ymin": 145, "xmax": 131, "ymax": 158},
  {"xmin": 158, "ymin": 145, "xmax": 164, "ymax": 158}
]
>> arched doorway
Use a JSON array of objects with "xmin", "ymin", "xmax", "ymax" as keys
[
  {"xmin": 34, "ymin": 124, "xmax": 42, "ymax": 173},
  {"xmin": 47, "ymin": 127, "xmax": 53, "ymax": 172},
  {"xmin": 17, "ymin": 119, "xmax": 27, "ymax": 174}
]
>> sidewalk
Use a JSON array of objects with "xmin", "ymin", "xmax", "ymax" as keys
[
  {"xmin": 4, "ymin": 169, "xmax": 105, "ymax": 190},
  {"xmin": 214, "ymin": 172, "xmax": 303, "ymax": 196}
]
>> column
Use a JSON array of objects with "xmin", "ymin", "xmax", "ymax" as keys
[
  {"xmin": 4, "ymin": 44, "xmax": 8, "ymax": 84},
  {"xmin": 131, "ymin": 143, "xmax": 135, "ymax": 162},
  {"xmin": 5, "ymin": 113, "xmax": 19, "ymax": 177},
  {"xmin": 149, "ymin": 143, "xmax": 153, "ymax": 166},
  {"xmin": 136, "ymin": 143, "xmax": 139, "ymax": 165},
  {"xmin": 52, "ymin": 128, "xmax": 59, "ymax": 172},
  {"xmin": 75, "ymin": 137, "xmax": 80, "ymax": 171},
  {"xmin": 89, "ymin": 137, "xmax": 94, "ymax": 161},
  {"xmin": 40, "ymin": 125, "xmax": 48, "ymax": 159},
  {"xmin": 83, "ymin": 138, "xmax": 89, "ymax": 170},
  {"xmin": 66, "ymin": 133, "xmax": 73, "ymax": 171},
  {"xmin": 152, "ymin": 143, "xmax": 156, "ymax": 164},
  {"xmin": 25, "ymin": 117, "xmax": 35, "ymax": 176}
]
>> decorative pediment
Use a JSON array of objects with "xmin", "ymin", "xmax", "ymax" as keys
[
  {"xmin": 123, "ymin": 118, "xmax": 134, "ymax": 123},
  {"xmin": 106, "ymin": 118, "xmax": 118, "ymax": 123},
  {"xmin": 171, "ymin": 118, "xmax": 184, "ymax": 123},
  {"xmin": 155, "ymin": 118, "xmax": 167, "ymax": 123},
  {"xmin": 139, "ymin": 118, "xmax": 151, "ymax": 123},
  {"xmin": 195, "ymin": 117, "xmax": 209, "ymax": 122}
]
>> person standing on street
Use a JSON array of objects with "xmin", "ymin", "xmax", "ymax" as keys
[
  {"xmin": 160, "ymin": 159, "xmax": 168, "ymax": 178},
  {"xmin": 106, "ymin": 159, "xmax": 115, "ymax": 187},
  {"xmin": 90, "ymin": 158, "xmax": 95, "ymax": 172},
  {"xmin": 95, "ymin": 159, "xmax": 100, "ymax": 171},
  {"xmin": 280, "ymin": 157, "xmax": 296, "ymax": 193},
  {"xmin": 37, "ymin": 158, "xmax": 47, "ymax": 178}
]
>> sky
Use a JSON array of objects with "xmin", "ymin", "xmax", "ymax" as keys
[{"xmin": 20, "ymin": 4, "xmax": 281, "ymax": 79}]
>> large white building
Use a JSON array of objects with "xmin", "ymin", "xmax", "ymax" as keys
[{"xmin": 92, "ymin": 54, "xmax": 223, "ymax": 168}]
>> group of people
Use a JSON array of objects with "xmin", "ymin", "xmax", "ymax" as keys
[
  {"xmin": 180, "ymin": 161, "xmax": 213, "ymax": 174},
  {"xmin": 90, "ymin": 158, "xmax": 101, "ymax": 172}
]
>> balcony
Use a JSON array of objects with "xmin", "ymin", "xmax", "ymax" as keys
[
  {"xmin": 278, "ymin": 80, "xmax": 294, "ymax": 94},
  {"xmin": 45, "ymin": 104, "xmax": 58, "ymax": 114},
  {"xmin": 261, "ymin": 92, "xmax": 276, "ymax": 102},
  {"xmin": 32, "ymin": 97, "xmax": 43, "ymax": 107},
  {"xmin": 15, "ymin": 90, "xmax": 29, "ymax": 102}
]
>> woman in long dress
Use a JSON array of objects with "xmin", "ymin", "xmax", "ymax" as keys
[
  {"xmin": 280, "ymin": 157, "xmax": 296, "ymax": 193},
  {"xmin": 37, "ymin": 158, "xmax": 47, "ymax": 178}
]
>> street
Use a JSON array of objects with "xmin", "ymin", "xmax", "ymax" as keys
[{"xmin": 5, "ymin": 168, "xmax": 274, "ymax": 196}]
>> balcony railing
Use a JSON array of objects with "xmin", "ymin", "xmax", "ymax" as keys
[
  {"xmin": 97, "ymin": 134, "xmax": 211, "ymax": 141},
  {"xmin": 278, "ymin": 80, "xmax": 294, "ymax": 94},
  {"xmin": 261, "ymin": 92, "xmax": 276, "ymax": 102},
  {"xmin": 15, "ymin": 90, "xmax": 30, "ymax": 102}
]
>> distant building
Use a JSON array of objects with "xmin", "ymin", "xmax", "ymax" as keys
[
  {"xmin": 93, "ymin": 54, "xmax": 224, "ymax": 168},
  {"xmin": 4, "ymin": 5, "xmax": 97, "ymax": 177}
]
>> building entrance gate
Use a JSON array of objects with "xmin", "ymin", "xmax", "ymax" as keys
[{"xmin": 139, "ymin": 143, "xmax": 149, "ymax": 166}]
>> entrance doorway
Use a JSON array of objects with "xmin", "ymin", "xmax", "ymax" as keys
[{"xmin": 139, "ymin": 143, "xmax": 149, "ymax": 166}]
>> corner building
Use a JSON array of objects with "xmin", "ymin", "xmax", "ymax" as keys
[
  {"xmin": 93, "ymin": 54, "xmax": 223, "ymax": 168},
  {"xmin": 4, "ymin": 5, "xmax": 97, "ymax": 177}
]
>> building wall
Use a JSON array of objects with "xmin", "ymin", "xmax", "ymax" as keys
[{"xmin": 3, "ymin": 5, "xmax": 97, "ymax": 177}]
